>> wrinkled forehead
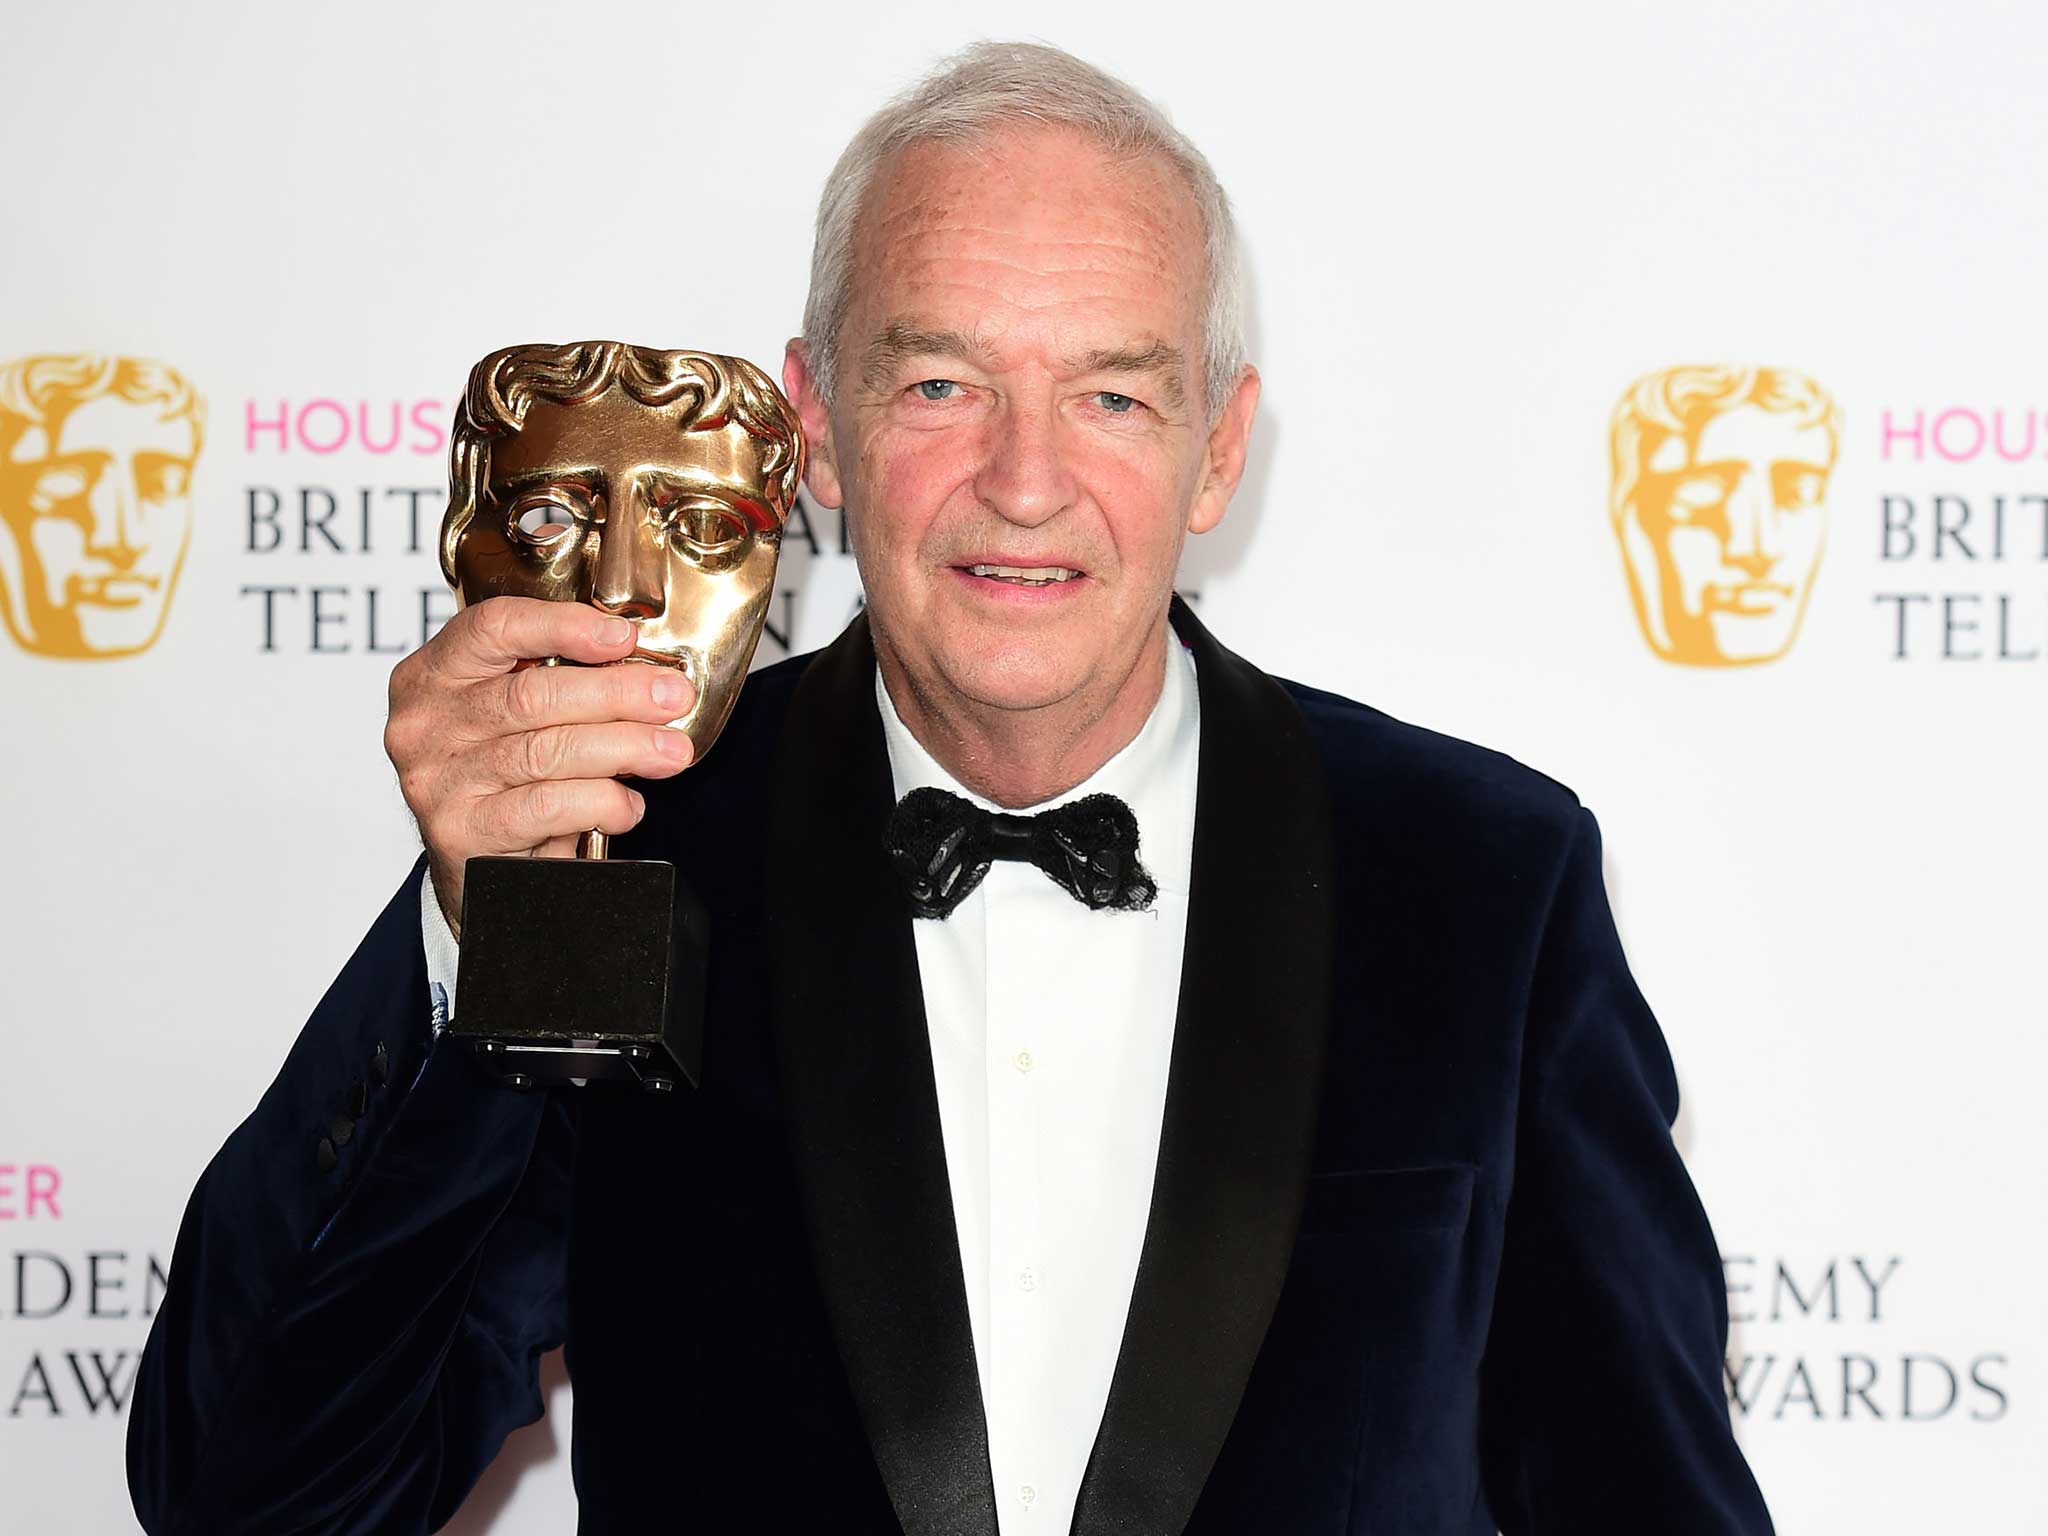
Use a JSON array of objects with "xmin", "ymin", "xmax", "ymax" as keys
[
  {"xmin": 14, "ymin": 396, "xmax": 197, "ymax": 463},
  {"xmin": 1650, "ymin": 405, "xmax": 1835, "ymax": 473},
  {"xmin": 487, "ymin": 389, "xmax": 774, "ymax": 523},
  {"xmin": 853, "ymin": 126, "xmax": 1209, "ymax": 349}
]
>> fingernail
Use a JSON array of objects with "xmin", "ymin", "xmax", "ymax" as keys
[
  {"xmin": 653, "ymin": 674, "xmax": 692, "ymax": 710},
  {"xmin": 631, "ymin": 790, "xmax": 647, "ymax": 822},
  {"xmin": 657, "ymin": 729, "xmax": 691, "ymax": 761},
  {"xmin": 599, "ymin": 617, "xmax": 633, "ymax": 646}
]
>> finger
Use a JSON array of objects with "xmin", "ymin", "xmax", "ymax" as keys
[
  {"xmin": 481, "ymin": 720, "xmax": 694, "ymax": 791},
  {"xmin": 469, "ymin": 777, "xmax": 647, "ymax": 854},
  {"xmin": 534, "ymin": 832, "xmax": 581, "ymax": 861},
  {"xmin": 428, "ymin": 597, "xmax": 639, "ymax": 682},
  {"xmin": 485, "ymin": 657, "xmax": 698, "ymax": 736}
]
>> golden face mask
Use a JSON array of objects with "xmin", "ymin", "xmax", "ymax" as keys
[
  {"xmin": 0, "ymin": 354, "xmax": 204, "ymax": 661},
  {"xmin": 1608, "ymin": 365, "xmax": 1840, "ymax": 668},
  {"xmin": 440, "ymin": 342, "xmax": 804, "ymax": 758}
]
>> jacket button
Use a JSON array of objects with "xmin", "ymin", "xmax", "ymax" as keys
[
  {"xmin": 329, "ymin": 1112, "xmax": 355, "ymax": 1148},
  {"xmin": 316, "ymin": 1137, "xmax": 338, "ymax": 1173},
  {"xmin": 347, "ymin": 1078, "xmax": 367, "ymax": 1117},
  {"xmin": 370, "ymin": 1042, "xmax": 390, "ymax": 1086}
]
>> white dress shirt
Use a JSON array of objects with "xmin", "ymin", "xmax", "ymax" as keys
[
  {"xmin": 876, "ymin": 641, "xmax": 1198, "ymax": 1535},
  {"xmin": 419, "ymin": 638, "xmax": 1201, "ymax": 1536}
]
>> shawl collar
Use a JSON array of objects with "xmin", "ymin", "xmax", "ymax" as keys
[{"xmin": 768, "ymin": 598, "xmax": 1334, "ymax": 1536}]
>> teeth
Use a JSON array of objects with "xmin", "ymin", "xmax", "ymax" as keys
[{"xmin": 967, "ymin": 564, "xmax": 1079, "ymax": 584}]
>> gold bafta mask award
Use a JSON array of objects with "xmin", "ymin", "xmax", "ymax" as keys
[{"xmin": 438, "ymin": 341, "xmax": 803, "ymax": 1092}]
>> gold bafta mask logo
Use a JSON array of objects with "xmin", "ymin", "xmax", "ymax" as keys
[
  {"xmin": 0, "ymin": 354, "xmax": 205, "ymax": 659},
  {"xmin": 440, "ymin": 342, "xmax": 804, "ymax": 760},
  {"xmin": 1609, "ymin": 365, "xmax": 1840, "ymax": 666}
]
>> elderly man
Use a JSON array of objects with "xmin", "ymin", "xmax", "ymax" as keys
[{"xmin": 130, "ymin": 42, "xmax": 1773, "ymax": 1536}]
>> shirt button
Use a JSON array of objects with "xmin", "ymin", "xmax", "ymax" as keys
[
  {"xmin": 1020, "ymin": 1484, "xmax": 1037, "ymax": 1507},
  {"xmin": 1013, "ymin": 1050, "xmax": 1034, "ymax": 1074},
  {"xmin": 1018, "ymin": 1267, "xmax": 1038, "ymax": 1292}
]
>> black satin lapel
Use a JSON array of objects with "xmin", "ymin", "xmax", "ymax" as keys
[
  {"xmin": 1071, "ymin": 598, "xmax": 1336, "ymax": 1536},
  {"xmin": 769, "ymin": 615, "xmax": 999, "ymax": 1536}
]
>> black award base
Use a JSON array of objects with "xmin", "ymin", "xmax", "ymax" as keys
[{"xmin": 448, "ymin": 855, "xmax": 708, "ymax": 1093}]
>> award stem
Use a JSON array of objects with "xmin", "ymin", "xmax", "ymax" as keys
[{"xmin": 579, "ymin": 830, "xmax": 609, "ymax": 861}]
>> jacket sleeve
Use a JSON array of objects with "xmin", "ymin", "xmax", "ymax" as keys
[
  {"xmin": 1478, "ymin": 808, "xmax": 1774, "ymax": 1534},
  {"xmin": 128, "ymin": 860, "xmax": 573, "ymax": 1535}
]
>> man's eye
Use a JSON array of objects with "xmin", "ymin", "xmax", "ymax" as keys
[
  {"xmin": 913, "ymin": 379, "xmax": 959, "ymax": 402},
  {"xmin": 1096, "ymin": 391, "xmax": 1138, "ymax": 413}
]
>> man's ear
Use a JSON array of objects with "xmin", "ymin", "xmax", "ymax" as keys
[
  {"xmin": 1187, "ymin": 365, "xmax": 1260, "ymax": 536},
  {"xmin": 783, "ymin": 339, "xmax": 845, "ymax": 509}
]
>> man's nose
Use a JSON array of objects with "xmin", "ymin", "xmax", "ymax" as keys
[
  {"xmin": 590, "ymin": 489, "xmax": 667, "ymax": 619},
  {"xmin": 86, "ymin": 467, "xmax": 141, "ymax": 566},
  {"xmin": 974, "ymin": 397, "xmax": 1078, "ymax": 529},
  {"xmin": 1722, "ymin": 470, "xmax": 1781, "ymax": 578}
]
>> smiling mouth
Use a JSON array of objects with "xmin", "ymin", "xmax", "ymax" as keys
[{"xmin": 961, "ymin": 563, "xmax": 1083, "ymax": 587}]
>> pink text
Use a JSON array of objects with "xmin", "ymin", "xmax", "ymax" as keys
[
  {"xmin": 246, "ymin": 399, "xmax": 450, "ymax": 456},
  {"xmin": 0, "ymin": 1164, "xmax": 61, "ymax": 1219}
]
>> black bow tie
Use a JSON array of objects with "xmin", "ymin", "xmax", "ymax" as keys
[{"xmin": 884, "ymin": 787, "xmax": 1158, "ymax": 920}]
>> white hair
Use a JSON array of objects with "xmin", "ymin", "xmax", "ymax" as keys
[{"xmin": 801, "ymin": 40, "xmax": 1247, "ymax": 421}]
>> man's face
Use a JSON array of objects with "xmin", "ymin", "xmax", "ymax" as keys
[
  {"xmin": 449, "ymin": 385, "xmax": 783, "ymax": 757},
  {"xmin": 0, "ymin": 395, "xmax": 197, "ymax": 658},
  {"xmin": 794, "ymin": 126, "xmax": 1254, "ymax": 720},
  {"xmin": 1620, "ymin": 405, "xmax": 1832, "ymax": 665}
]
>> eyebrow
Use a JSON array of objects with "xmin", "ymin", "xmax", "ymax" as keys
[
  {"xmin": 860, "ymin": 323, "xmax": 991, "ymax": 390},
  {"xmin": 498, "ymin": 465, "xmax": 606, "ymax": 493},
  {"xmin": 1070, "ymin": 340, "xmax": 1187, "ymax": 411},
  {"xmin": 1687, "ymin": 456, "xmax": 1832, "ymax": 472},
  {"xmin": 861, "ymin": 323, "xmax": 1189, "ymax": 410}
]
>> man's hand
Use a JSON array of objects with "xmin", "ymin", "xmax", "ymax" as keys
[{"xmin": 385, "ymin": 597, "xmax": 698, "ymax": 935}]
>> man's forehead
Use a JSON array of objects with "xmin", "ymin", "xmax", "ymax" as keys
[
  {"xmin": 865, "ymin": 317, "xmax": 1184, "ymax": 372},
  {"xmin": 849, "ymin": 125, "xmax": 1206, "ymax": 340}
]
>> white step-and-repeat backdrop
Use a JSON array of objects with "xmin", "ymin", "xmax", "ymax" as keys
[{"xmin": 4, "ymin": 2, "xmax": 2040, "ymax": 1530}]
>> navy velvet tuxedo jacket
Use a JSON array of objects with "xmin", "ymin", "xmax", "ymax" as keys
[{"xmin": 130, "ymin": 600, "xmax": 1773, "ymax": 1535}]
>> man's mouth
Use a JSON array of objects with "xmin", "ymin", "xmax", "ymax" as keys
[{"xmin": 961, "ymin": 563, "xmax": 1084, "ymax": 587}]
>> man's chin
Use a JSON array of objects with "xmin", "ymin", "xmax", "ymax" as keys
[
  {"xmin": 875, "ymin": 601, "xmax": 1113, "ymax": 715},
  {"xmin": 948, "ymin": 672, "xmax": 1087, "ymax": 715},
  {"xmin": 924, "ymin": 644, "xmax": 1093, "ymax": 716}
]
